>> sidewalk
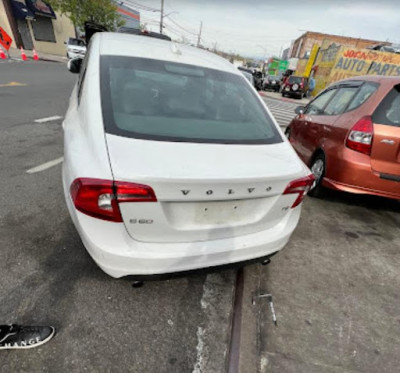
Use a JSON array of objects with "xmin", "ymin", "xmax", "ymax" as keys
[
  {"xmin": 6, "ymin": 47, "xmax": 67, "ymax": 63},
  {"xmin": 259, "ymin": 90, "xmax": 311, "ymax": 105}
]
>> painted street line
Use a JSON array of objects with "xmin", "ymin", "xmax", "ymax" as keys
[
  {"xmin": 0, "ymin": 81, "xmax": 27, "ymax": 87},
  {"xmin": 263, "ymin": 97, "xmax": 297, "ymax": 127},
  {"xmin": 34, "ymin": 115, "xmax": 63, "ymax": 123},
  {"xmin": 26, "ymin": 157, "xmax": 63, "ymax": 174}
]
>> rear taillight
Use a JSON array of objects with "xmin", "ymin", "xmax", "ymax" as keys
[
  {"xmin": 345, "ymin": 116, "xmax": 374, "ymax": 155},
  {"xmin": 70, "ymin": 178, "xmax": 157, "ymax": 222},
  {"xmin": 283, "ymin": 174, "xmax": 315, "ymax": 208}
]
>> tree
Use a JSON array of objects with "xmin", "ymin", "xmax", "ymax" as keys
[{"xmin": 48, "ymin": 0, "xmax": 125, "ymax": 31}]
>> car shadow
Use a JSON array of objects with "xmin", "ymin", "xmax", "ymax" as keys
[{"xmin": 318, "ymin": 188, "xmax": 400, "ymax": 213}]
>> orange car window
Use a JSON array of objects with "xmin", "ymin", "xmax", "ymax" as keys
[
  {"xmin": 373, "ymin": 86, "xmax": 400, "ymax": 127},
  {"xmin": 305, "ymin": 89, "xmax": 337, "ymax": 115},
  {"xmin": 347, "ymin": 82, "xmax": 379, "ymax": 112},
  {"xmin": 324, "ymin": 87, "xmax": 358, "ymax": 115}
]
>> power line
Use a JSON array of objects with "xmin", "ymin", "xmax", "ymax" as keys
[
  {"xmin": 122, "ymin": 0, "xmax": 159, "ymax": 12},
  {"xmin": 165, "ymin": 16, "xmax": 198, "ymax": 36}
]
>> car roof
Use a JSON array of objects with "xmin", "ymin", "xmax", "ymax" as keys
[
  {"xmin": 94, "ymin": 32, "xmax": 240, "ymax": 75},
  {"xmin": 337, "ymin": 75, "xmax": 400, "ymax": 83}
]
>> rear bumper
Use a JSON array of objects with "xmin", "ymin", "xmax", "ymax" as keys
[
  {"xmin": 67, "ymin": 51, "xmax": 85, "ymax": 59},
  {"xmin": 64, "ymin": 179, "xmax": 301, "ymax": 278},
  {"xmin": 283, "ymin": 89, "xmax": 302, "ymax": 97},
  {"xmin": 323, "ymin": 148, "xmax": 400, "ymax": 200},
  {"xmin": 323, "ymin": 178, "xmax": 400, "ymax": 200},
  {"xmin": 264, "ymin": 84, "xmax": 280, "ymax": 91}
]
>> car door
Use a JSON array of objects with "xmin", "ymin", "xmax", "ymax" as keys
[
  {"xmin": 371, "ymin": 84, "xmax": 400, "ymax": 178},
  {"xmin": 291, "ymin": 88, "xmax": 337, "ymax": 163}
]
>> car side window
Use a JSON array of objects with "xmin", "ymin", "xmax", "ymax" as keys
[
  {"xmin": 372, "ymin": 85, "xmax": 400, "ymax": 127},
  {"xmin": 323, "ymin": 87, "xmax": 358, "ymax": 115},
  {"xmin": 346, "ymin": 82, "xmax": 379, "ymax": 111},
  {"xmin": 305, "ymin": 89, "xmax": 337, "ymax": 115}
]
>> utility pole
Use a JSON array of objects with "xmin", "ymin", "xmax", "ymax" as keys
[
  {"xmin": 160, "ymin": 0, "xmax": 164, "ymax": 34},
  {"xmin": 197, "ymin": 21, "xmax": 203, "ymax": 47}
]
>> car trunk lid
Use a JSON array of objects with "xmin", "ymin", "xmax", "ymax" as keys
[
  {"xmin": 371, "ymin": 124, "xmax": 400, "ymax": 177},
  {"xmin": 105, "ymin": 134, "xmax": 306, "ymax": 243}
]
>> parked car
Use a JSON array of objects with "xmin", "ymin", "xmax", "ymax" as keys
[
  {"xmin": 286, "ymin": 76, "xmax": 400, "ymax": 200},
  {"xmin": 65, "ymin": 38, "xmax": 86, "ymax": 59},
  {"xmin": 240, "ymin": 70, "xmax": 254, "ymax": 86},
  {"xmin": 282, "ymin": 75, "xmax": 308, "ymax": 99},
  {"xmin": 263, "ymin": 75, "xmax": 281, "ymax": 92},
  {"xmin": 63, "ymin": 32, "xmax": 313, "ymax": 278},
  {"xmin": 238, "ymin": 66, "xmax": 263, "ymax": 90}
]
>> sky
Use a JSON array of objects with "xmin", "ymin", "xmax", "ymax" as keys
[{"xmin": 121, "ymin": 0, "xmax": 400, "ymax": 58}]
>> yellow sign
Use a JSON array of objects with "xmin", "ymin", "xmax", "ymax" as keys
[
  {"xmin": 329, "ymin": 48, "xmax": 400, "ymax": 84},
  {"xmin": 303, "ymin": 44, "xmax": 320, "ymax": 78}
]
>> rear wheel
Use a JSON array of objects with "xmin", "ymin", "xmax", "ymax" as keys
[{"xmin": 308, "ymin": 154, "xmax": 326, "ymax": 198}]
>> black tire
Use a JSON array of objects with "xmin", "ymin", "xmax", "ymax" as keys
[{"xmin": 308, "ymin": 154, "xmax": 326, "ymax": 198}]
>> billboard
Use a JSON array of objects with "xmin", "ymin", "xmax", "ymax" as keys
[
  {"xmin": 117, "ymin": 4, "xmax": 140, "ymax": 29},
  {"xmin": 330, "ymin": 48, "xmax": 400, "ymax": 82}
]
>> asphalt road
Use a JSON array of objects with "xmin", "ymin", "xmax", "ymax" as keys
[
  {"xmin": 1, "ymin": 60, "xmax": 400, "ymax": 373},
  {"xmin": 261, "ymin": 96, "xmax": 298, "ymax": 128},
  {"xmin": 0, "ymin": 60, "xmax": 234, "ymax": 373}
]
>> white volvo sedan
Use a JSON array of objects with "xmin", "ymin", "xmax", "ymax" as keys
[{"xmin": 62, "ymin": 32, "xmax": 313, "ymax": 278}]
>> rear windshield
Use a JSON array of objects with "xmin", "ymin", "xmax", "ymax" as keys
[
  {"xmin": 288, "ymin": 76, "xmax": 302, "ymax": 84},
  {"xmin": 373, "ymin": 85, "xmax": 400, "ymax": 127},
  {"xmin": 100, "ymin": 56, "xmax": 282, "ymax": 144}
]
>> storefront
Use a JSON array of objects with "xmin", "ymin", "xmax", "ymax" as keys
[{"xmin": 1, "ymin": 0, "xmax": 76, "ymax": 56}]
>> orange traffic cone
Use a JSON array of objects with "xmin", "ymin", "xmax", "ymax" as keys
[
  {"xmin": 20, "ymin": 46, "xmax": 27, "ymax": 61},
  {"xmin": 0, "ymin": 47, "xmax": 6, "ymax": 60},
  {"xmin": 32, "ymin": 48, "xmax": 39, "ymax": 61}
]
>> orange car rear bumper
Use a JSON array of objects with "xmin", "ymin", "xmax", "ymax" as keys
[
  {"xmin": 324, "ymin": 148, "xmax": 400, "ymax": 200},
  {"xmin": 323, "ymin": 178, "xmax": 400, "ymax": 200}
]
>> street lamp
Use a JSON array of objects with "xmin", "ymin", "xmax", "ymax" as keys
[{"xmin": 256, "ymin": 45, "xmax": 268, "ymax": 73}]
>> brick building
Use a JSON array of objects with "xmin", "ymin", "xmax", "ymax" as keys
[
  {"xmin": 1, "ymin": 0, "xmax": 75, "ymax": 56},
  {"xmin": 289, "ymin": 31, "xmax": 389, "ymax": 59}
]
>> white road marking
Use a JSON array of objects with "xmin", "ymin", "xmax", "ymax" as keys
[
  {"xmin": 26, "ymin": 157, "xmax": 63, "ymax": 174},
  {"xmin": 34, "ymin": 115, "xmax": 63, "ymax": 123},
  {"xmin": 263, "ymin": 97, "xmax": 298, "ymax": 127}
]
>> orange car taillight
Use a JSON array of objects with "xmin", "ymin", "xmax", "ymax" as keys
[
  {"xmin": 70, "ymin": 178, "xmax": 157, "ymax": 222},
  {"xmin": 283, "ymin": 175, "xmax": 315, "ymax": 208},
  {"xmin": 345, "ymin": 116, "xmax": 374, "ymax": 155}
]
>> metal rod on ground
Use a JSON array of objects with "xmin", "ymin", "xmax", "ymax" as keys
[{"xmin": 252, "ymin": 293, "xmax": 277, "ymax": 326}]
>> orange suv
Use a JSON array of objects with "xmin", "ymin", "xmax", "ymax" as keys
[{"xmin": 287, "ymin": 76, "xmax": 400, "ymax": 200}]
